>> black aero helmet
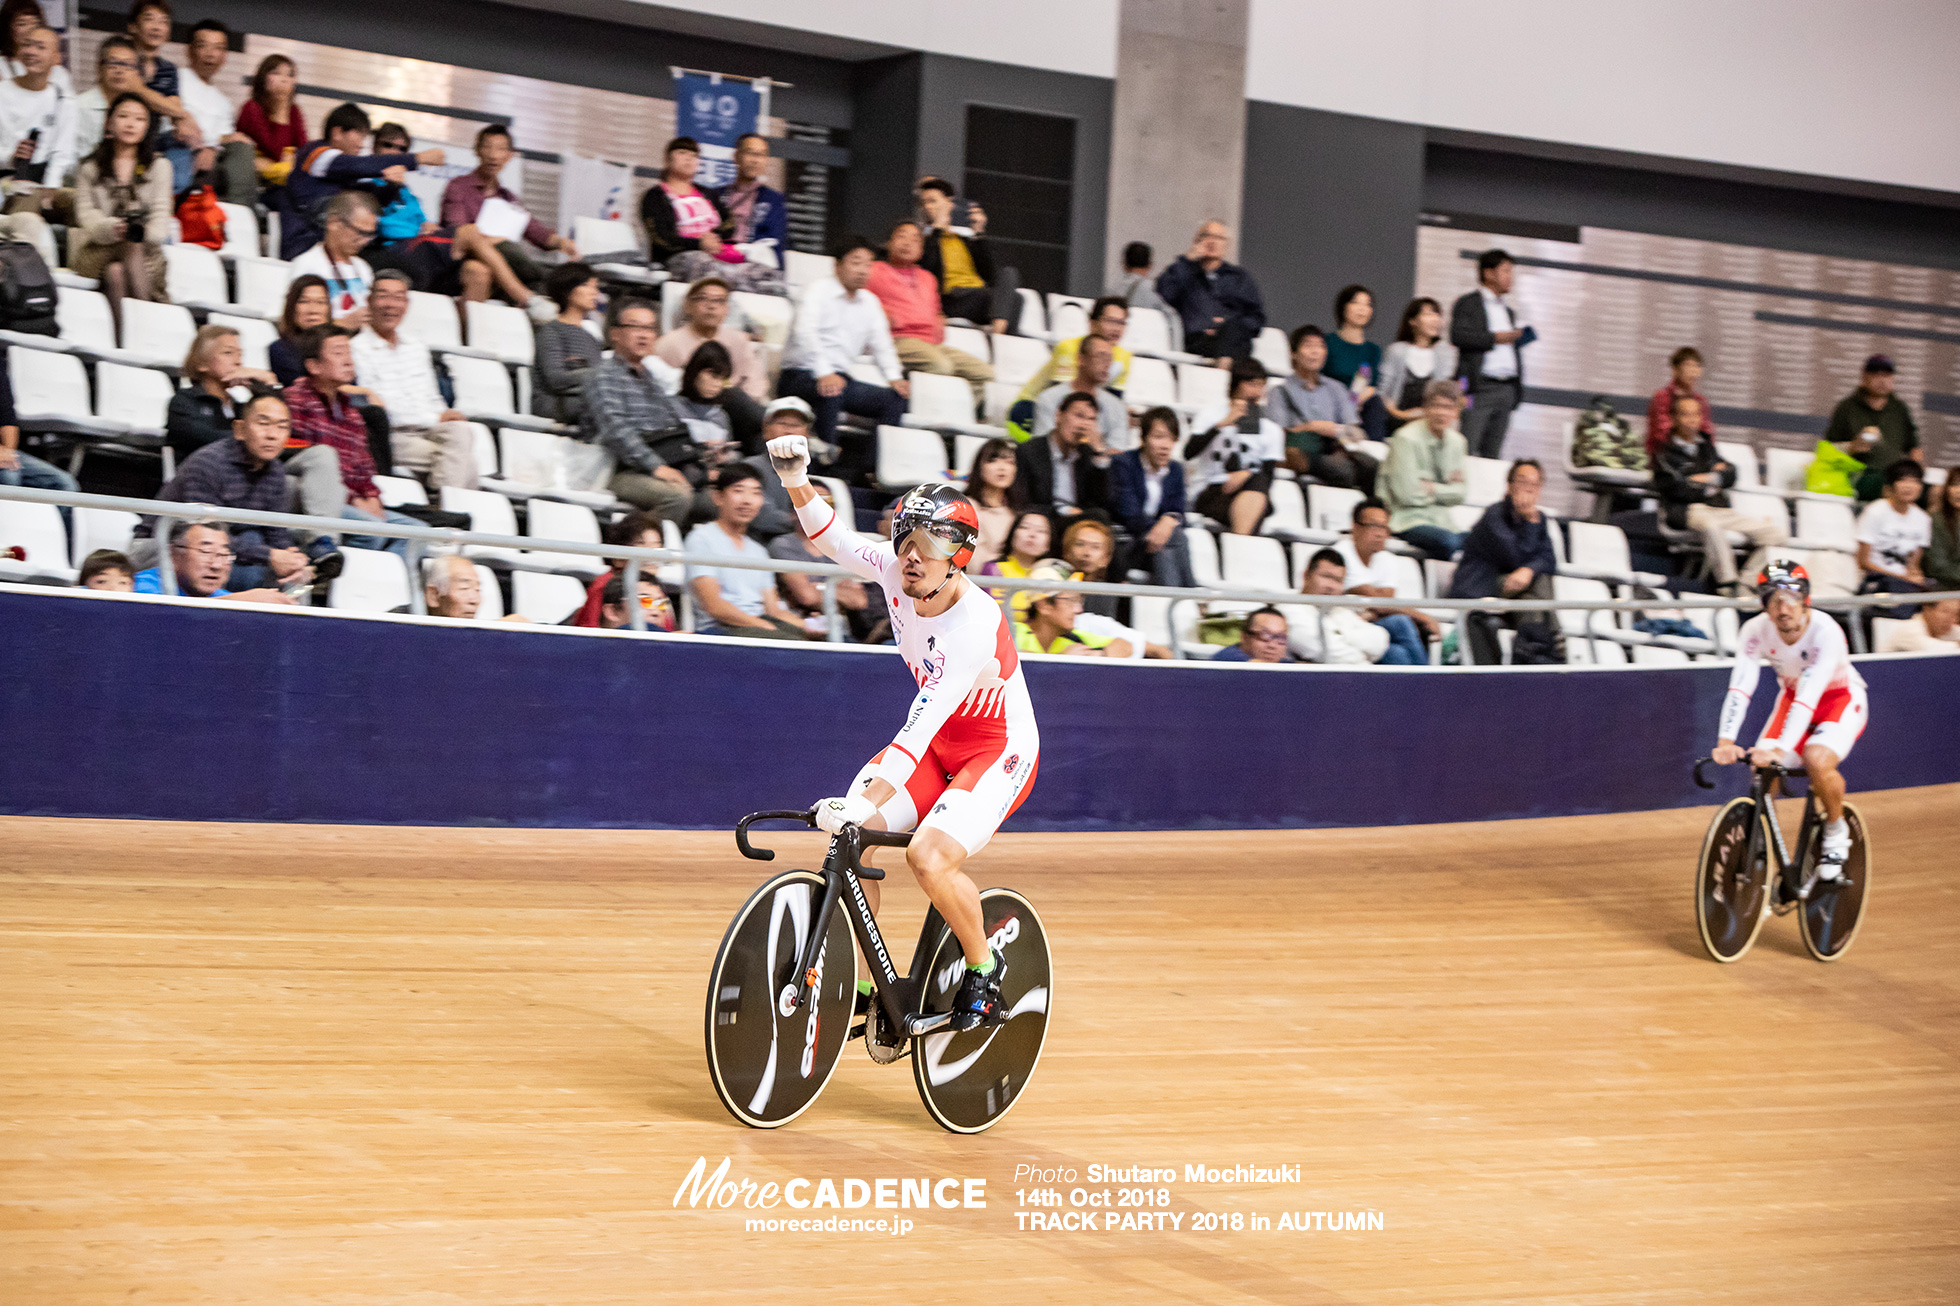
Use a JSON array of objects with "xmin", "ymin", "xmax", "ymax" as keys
[
  {"xmin": 891, "ymin": 481, "xmax": 979, "ymax": 569},
  {"xmin": 1755, "ymin": 559, "xmax": 1810, "ymax": 606}
]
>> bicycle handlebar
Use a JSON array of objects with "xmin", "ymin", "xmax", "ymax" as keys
[
  {"xmin": 1693, "ymin": 756, "xmax": 1808, "ymax": 789},
  {"xmin": 734, "ymin": 809, "xmax": 917, "ymax": 861},
  {"xmin": 736, "ymin": 809, "xmax": 816, "ymax": 861}
]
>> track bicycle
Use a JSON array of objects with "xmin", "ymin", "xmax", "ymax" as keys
[
  {"xmin": 704, "ymin": 809, "xmax": 1053, "ymax": 1134},
  {"xmin": 1692, "ymin": 757, "xmax": 1872, "ymax": 964}
]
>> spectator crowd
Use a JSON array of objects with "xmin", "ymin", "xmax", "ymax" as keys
[{"xmin": 0, "ymin": 3, "xmax": 1954, "ymax": 669}]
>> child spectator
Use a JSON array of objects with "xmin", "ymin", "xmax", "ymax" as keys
[{"xmin": 80, "ymin": 549, "xmax": 134, "ymax": 590}]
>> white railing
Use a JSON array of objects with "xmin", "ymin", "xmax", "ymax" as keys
[{"xmin": 5, "ymin": 484, "xmax": 1956, "ymax": 662}]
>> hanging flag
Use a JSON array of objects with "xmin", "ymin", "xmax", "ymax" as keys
[
  {"xmin": 672, "ymin": 72, "xmax": 761, "ymax": 188},
  {"xmin": 559, "ymin": 154, "xmax": 632, "ymax": 225}
]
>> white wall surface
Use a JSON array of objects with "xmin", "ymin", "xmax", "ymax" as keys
[
  {"xmin": 627, "ymin": 0, "xmax": 1121, "ymax": 77},
  {"xmin": 1247, "ymin": 0, "xmax": 1960, "ymax": 194}
]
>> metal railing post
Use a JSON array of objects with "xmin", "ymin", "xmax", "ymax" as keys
[
  {"xmin": 822, "ymin": 575, "xmax": 841, "ymax": 642},
  {"xmin": 405, "ymin": 540, "xmax": 427, "ymax": 616},
  {"xmin": 156, "ymin": 527, "xmax": 179, "ymax": 596}
]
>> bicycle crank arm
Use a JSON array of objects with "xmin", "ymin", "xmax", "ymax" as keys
[{"xmin": 903, "ymin": 1011, "xmax": 955, "ymax": 1037}]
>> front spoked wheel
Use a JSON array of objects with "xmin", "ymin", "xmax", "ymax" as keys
[
  {"xmin": 1696, "ymin": 798, "xmax": 1771, "ymax": 963},
  {"xmin": 1799, "ymin": 802, "xmax": 1871, "ymax": 962},
  {"xmin": 912, "ymin": 889, "xmax": 1053, "ymax": 1134},
  {"xmin": 705, "ymin": 870, "xmax": 857, "ymax": 1128}
]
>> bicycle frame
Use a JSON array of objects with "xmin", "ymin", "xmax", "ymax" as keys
[
  {"xmin": 736, "ymin": 811, "xmax": 959, "ymax": 1040},
  {"xmin": 1695, "ymin": 759, "xmax": 1823, "ymax": 899}
]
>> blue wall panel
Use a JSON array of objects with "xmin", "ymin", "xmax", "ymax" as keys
[{"xmin": 2, "ymin": 591, "xmax": 1955, "ymax": 830}]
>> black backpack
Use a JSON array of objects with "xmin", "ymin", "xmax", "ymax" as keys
[{"xmin": 0, "ymin": 240, "xmax": 57, "ymax": 336}]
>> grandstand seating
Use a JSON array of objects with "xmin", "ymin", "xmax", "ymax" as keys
[
  {"xmin": 876, "ymin": 425, "xmax": 947, "ymax": 490},
  {"xmin": 69, "ymin": 507, "xmax": 139, "ymax": 569},
  {"xmin": 900, "ymin": 371, "xmax": 1004, "ymax": 437},
  {"xmin": 53, "ymin": 287, "xmax": 117, "ymax": 351},
  {"xmin": 988, "ymin": 334, "xmax": 1050, "ymax": 389},
  {"xmin": 232, "ymin": 257, "xmax": 293, "ymax": 319}
]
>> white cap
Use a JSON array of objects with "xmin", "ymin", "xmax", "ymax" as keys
[{"xmin": 763, "ymin": 396, "xmax": 815, "ymax": 424}]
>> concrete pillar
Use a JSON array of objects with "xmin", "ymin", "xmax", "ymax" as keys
[{"xmin": 1104, "ymin": 0, "xmax": 1249, "ymax": 289}]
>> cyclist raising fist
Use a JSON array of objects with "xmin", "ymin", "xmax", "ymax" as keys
[{"xmin": 768, "ymin": 426, "xmax": 1039, "ymax": 1031}]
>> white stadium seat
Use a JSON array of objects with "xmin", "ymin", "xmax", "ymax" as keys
[
  {"xmin": 55, "ymin": 287, "xmax": 117, "ymax": 351},
  {"xmin": 942, "ymin": 325, "xmax": 991, "ymax": 362},
  {"xmin": 215, "ymin": 202, "xmax": 261, "ymax": 258},
  {"xmin": 1763, "ymin": 447, "xmax": 1814, "ymax": 496},
  {"xmin": 440, "ymin": 486, "xmax": 524, "ymax": 564},
  {"xmin": 93, "ymin": 361, "xmax": 173, "ymax": 434},
  {"xmin": 373, "ymin": 475, "xmax": 429, "ymax": 508},
  {"xmin": 1463, "ymin": 456, "xmax": 1509, "ymax": 507},
  {"xmin": 464, "ymin": 300, "xmax": 536, "ymax": 365},
  {"xmin": 117, "ymin": 300, "xmax": 196, "ymax": 367},
  {"xmin": 1049, "ymin": 301, "xmax": 1089, "ymax": 341},
  {"xmin": 1185, "ymin": 526, "xmax": 1221, "ymax": 587},
  {"xmin": 1261, "ymin": 477, "xmax": 1315, "ymax": 541},
  {"xmin": 1306, "ymin": 484, "xmax": 1363, "ymax": 534},
  {"xmin": 876, "ymin": 425, "xmax": 946, "ymax": 490},
  {"xmin": 1793, "ymin": 498, "xmax": 1858, "ymax": 552},
  {"xmin": 1125, "ymin": 356, "xmax": 1178, "ymax": 411},
  {"xmin": 403, "ymin": 291, "xmax": 463, "ymax": 349},
  {"xmin": 1177, "ymin": 363, "xmax": 1228, "ymax": 410},
  {"xmin": 69, "ymin": 506, "xmax": 140, "ymax": 569},
  {"xmin": 901, "ymin": 371, "xmax": 1001, "ymax": 436},
  {"xmin": 162, "ymin": 244, "xmax": 231, "ymax": 312},
  {"xmin": 0, "ymin": 500, "xmax": 77, "ymax": 584},
  {"xmin": 1014, "ymin": 287, "xmax": 1046, "ymax": 338},
  {"xmin": 988, "ymin": 334, "xmax": 1051, "ymax": 389},
  {"xmin": 1252, "ymin": 327, "xmax": 1289, "ymax": 375},
  {"xmin": 571, "ymin": 216, "xmax": 641, "ymax": 259},
  {"xmin": 231, "ymin": 257, "xmax": 293, "ymax": 319},
  {"xmin": 1219, "ymin": 533, "xmax": 1291, "ymax": 592},
  {"xmin": 952, "ymin": 433, "xmax": 987, "ymax": 478},
  {"xmin": 512, "ymin": 570, "xmax": 587, "ymax": 624},
  {"xmin": 523, "ymin": 498, "xmax": 608, "ymax": 578},
  {"xmin": 784, "ymin": 250, "xmax": 834, "ymax": 296},
  {"xmin": 327, "ymin": 547, "xmax": 410, "ymax": 612},
  {"xmin": 1716, "ymin": 441, "xmax": 1761, "ymax": 488},
  {"xmin": 1120, "ymin": 307, "xmax": 1172, "ymax": 356}
]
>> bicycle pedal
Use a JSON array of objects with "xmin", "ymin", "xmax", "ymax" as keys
[{"xmin": 848, "ymin": 1021, "xmax": 866, "ymax": 1041}]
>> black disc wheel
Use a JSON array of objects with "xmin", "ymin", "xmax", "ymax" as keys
[
  {"xmin": 1696, "ymin": 798, "xmax": 1771, "ymax": 963},
  {"xmin": 705, "ymin": 871, "xmax": 857, "ymax": 1128},
  {"xmin": 1799, "ymin": 802, "xmax": 1871, "ymax": 962},
  {"xmin": 911, "ymin": 889, "xmax": 1052, "ymax": 1134}
]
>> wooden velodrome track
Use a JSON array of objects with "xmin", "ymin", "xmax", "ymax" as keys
[{"xmin": 3, "ymin": 786, "xmax": 1957, "ymax": 1304}]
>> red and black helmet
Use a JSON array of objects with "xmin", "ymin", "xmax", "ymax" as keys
[
  {"xmin": 891, "ymin": 482, "xmax": 980, "ymax": 569},
  {"xmin": 1755, "ymin": 559, "xmax": 1810, "ymax": 606}
]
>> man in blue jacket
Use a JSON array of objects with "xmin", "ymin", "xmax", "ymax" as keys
[
  {"xmin": 1156, "ymin": 220, "xmax": 1265, "ymax": 367},
  {"xmin": 1447, "ymin": 458, "xmax": 1563, "ymax": 664},
  {"xmin": 1109, "ymin": 407, "xmax": 1194, "ymax": 587},
  {"xmin": 282, "ymin": 102, "xmax": 441, "ymax": 259},
  {"xmin": 708, "ymin": 133, "xmax": 788, "ymax": 252}
]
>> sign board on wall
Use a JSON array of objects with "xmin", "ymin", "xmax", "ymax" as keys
[{"xmin": 671, "ymin": 72, "xmax": 762, "ymax": 188}]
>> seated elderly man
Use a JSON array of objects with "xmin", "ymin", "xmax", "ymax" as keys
[
  {"xmin": 132, "ymin": 520, "xmax": 296, "ymax": 604},
  {"xmin": 1210, "ymin": 605, "xmax": 1295, "ymax": 663},
  {"xmin": 350, "ymin": 268, "xmax": 480, "ymax": 492}
]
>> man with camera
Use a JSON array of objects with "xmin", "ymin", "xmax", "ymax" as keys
[{"xmin": 0, "ymin": 23, "xmax": 75, "ymax": 267}]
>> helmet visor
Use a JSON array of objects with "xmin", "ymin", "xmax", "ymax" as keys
[{"xmin": 894, "ymin": 518, "xmax": 966, "ymax": 560}]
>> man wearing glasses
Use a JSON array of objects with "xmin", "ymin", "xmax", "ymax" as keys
[
  {"xmin": 1210, "ymin": 605, "xmax": 1297, "ymax": 663},
  {"xmin": 580, "ymin": 297, "xmax": 703, "ymax": 524},
  {"xmin": 289, "ymin": 191, "xmax": 385, "ymax": 329},
  {"xmin": 653, "ymin": 276, "xmax": 768, "ymax": 448},
  {"xmin": 131, "ymin": 392, "xmax": 326, "ymax": 603}
]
